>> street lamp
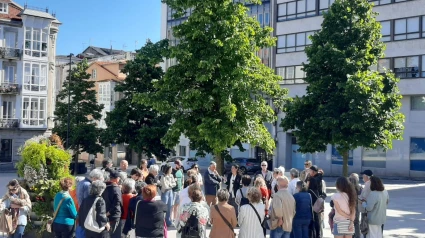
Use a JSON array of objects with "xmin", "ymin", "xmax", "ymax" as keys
[{"xmin": 67, "ymin": 53, "xmax": 74, "ymax": 149}]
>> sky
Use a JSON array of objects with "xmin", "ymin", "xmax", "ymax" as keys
[{"xmin": 15, "ymin": 0, "xmax": 162, "ymax": 56}]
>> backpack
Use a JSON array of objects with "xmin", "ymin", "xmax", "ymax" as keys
[
  {"xmin": 84, "ymin": 197, "xmax": 106, "ymax": 233},
  {"xmin": 239, "ymin": 189, "xmax": 249, "ymax": 207},
  {"xmin": 180, "ymin": 212, "xmax": 201, "ymax": 238}
]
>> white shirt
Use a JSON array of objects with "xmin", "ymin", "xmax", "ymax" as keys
[
  {"xmin": 229, "ymin": 174, "xmax": 236, "ymax": 197},
  {"xmin": 197, "ymin": 173, "xmax": 203, "ymax": 186},
  {"xmin": 179, "ymin": 187, "xmax": 191, "ymax": 207},
  {"xmin": 238, "ymin": 202, "xmax": 265, "ymax": 238},
  {"xmin": 288, "ymin": 178, "xmax": 300, "ymax": 195}
]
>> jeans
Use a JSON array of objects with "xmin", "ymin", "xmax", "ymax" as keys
[
  {"xmin": 228, "ymin": 196, "xmax": 238, "ymax": 218},
  {"xmin": 161, "ymin": 189, "xmax": 174, "ymax": 226},
  {"xmin": 76, "ymin": 225, "xmax": 85, "ymax": 238},
  {"xmin": 53, "ymin": 222, "xmax": 74, "ymax": 238},
  {"xmin": 292, "ymin": 219, "xmax": 310, "ymax": 238},
  {"xmin": 270, "ymin": 227, "xmax": 291, "ymax": 238},
  {"xmin": 109, "ymin": 220, "xmax": 122, "ymax": 238},
  {"xmin": 9, "ymin": 225, "xmax": 25, "ymax": 238}
]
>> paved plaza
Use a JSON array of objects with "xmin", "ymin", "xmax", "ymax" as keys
[{"xmin": 1, "ymin": 173, "xmax": 424, "ymax": 238}]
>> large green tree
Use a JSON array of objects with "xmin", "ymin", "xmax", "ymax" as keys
[
  {"xmin": 281, "ymin": 0, "xmax": 404, "ymax": 176},
  {"xmin": 53, "ymin": 60, "xmax": 104, "ymax": 175},
  {"xmin": 101, "ymin": 40, "xmax": 173, "ymax": 162},
  {"xmin": 139, "ymin": 0, "xmax": 287, "ymax": 173}
]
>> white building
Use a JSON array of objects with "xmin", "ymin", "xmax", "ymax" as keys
[{"xmin": 0, "ymin": 1, "xmax": 60, "ymax": 166}]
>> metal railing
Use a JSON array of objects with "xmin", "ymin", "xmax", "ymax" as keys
[
  {"xmin": 0, "ymin": 118, "xmax": 19, "ymax": 129},
  {"xmin": 0, "ymin": 47, "xmax": 22, "ymax": 59},
  {"xmin": 0, "ymin": 83, "xmax": 19, "ymax": 94}
]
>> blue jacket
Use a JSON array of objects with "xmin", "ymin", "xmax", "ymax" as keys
[
  {"xmin": 53, "ymin": 191, "xmax": 78, "ymax": 226},
  {"xmin": 203, "ymin": 169, "xmax": 222, "ymax": 196},
  {"xmin": 293, "ymin": 192, "xmax": 313, "ymax": 221},
  {"xmin": 76, "ymin": 177, "xmax": 91, "ymax": 205}
]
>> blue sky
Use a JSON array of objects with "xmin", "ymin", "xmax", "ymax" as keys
[{"xmin": 15, "ymin": 0, "xmax": 162, "ymax": 55}]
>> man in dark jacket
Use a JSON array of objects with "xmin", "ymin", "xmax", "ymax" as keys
[
  {"xmin": 225, "ymin": 164, "xmax": 242, "ymax": 217},
  {"xmin": 307, "ymin": 165, "xmax": 326, "ymax": 238},
  {"xmin": 102, "ymin": 170, "xmax": 123, "ymax": 238},
  {"xmin": 255, "ymin": 161, "xmax": 274, "ymax": 192},
  {"xmin": 204, "ymin": 161, "xmax": 223, "ymax": 206}
]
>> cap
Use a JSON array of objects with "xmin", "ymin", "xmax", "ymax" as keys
[
  {"xmin": 109, "ymin": 170, "xmax": 120, "ymax": 179},
  {"xmin": 309, "ymin": 165, "xmax": 318, "ymax": 172},
  {"xmin": 174, "ymin": 160, "xmax": 181, "ymax": 165},
  {"xmin": 360, "ymin": 170, "xmax": 373, "ymax": 176}
]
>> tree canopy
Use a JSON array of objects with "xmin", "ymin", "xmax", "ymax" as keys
[
  {"xmin": 280, "ymin": 0, "xmax": 404, "ymax": 176},
  {"xmin": 139, "ymin": 0, "xmax": 287, "ymax": 172},
  {"xmin": 101, "ymin": 40, "xmax": 173, "ymax": 161}
]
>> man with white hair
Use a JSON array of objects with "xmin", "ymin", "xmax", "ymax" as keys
[
  {"xmin": 203, "ymin": 161, "xmax": 223, "ymax": 206},
  {"xmin": 254, "ymin": 161, "xmax": 274, "ymax": 193},
  {"xmin": 270, "ymin": 176, "xmax": 296, "ymax": 238},
  {"xmin": 76, "ymin": 169, "xmax": 104, "ymax": 238},
  {"xmin": 288, "ymin": 168, "xmax": 300, "ymax": 195},
  {"xmin": 117, "ymin": 159, "xmax": 129, "ymax": 178}
]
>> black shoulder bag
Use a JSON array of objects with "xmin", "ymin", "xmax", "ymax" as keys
[{"xmin": 214, "ymin": 205, "xmax": 236, "ymax": 237}]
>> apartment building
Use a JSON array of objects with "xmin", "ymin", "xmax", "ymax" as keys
[{"xmin": 0, "ymin": 1, "xmax": 60, "ymax": 165}]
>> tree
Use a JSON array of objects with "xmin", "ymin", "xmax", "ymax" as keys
[
  {"xmin": 139, "ymin": 0, "xmax": 287, "ymax": 173},
  {"xmin": 101, "ymin": 40, "xmax": 173, "ymax": 162},
  {"xmin": 280, "ymin": 0, "xmax": 404, "ymax": 176},
  {"xmin": 53, "ymin": 60, "xmax": 104, "ymax": 175}
]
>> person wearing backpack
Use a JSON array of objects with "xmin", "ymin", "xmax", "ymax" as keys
[
  {"xmin": 235, "ymin": 175, "xmax": 251, "ymax": 210},
  {"xmin": 102, "ymin": 171, "xmax": 123, "ymax": 238},
  {"xmin": 78, "ymin": 181, "xmax": 110, "ymax": 238},
  {"xmin": 175, "ymin": 189, "xmax": 209, "ymax": 238},
  {"xmin": 238, "ymin": 187, "xmax": 265, "ymax": 238}
]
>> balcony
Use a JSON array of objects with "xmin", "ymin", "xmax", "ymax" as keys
[
  {"xmin": 0, "ymin": 119, "xmax": 19, "ymax": 129},
  {"xmin": 0, "ymin": 83, "xmax": 19, "ymax": 94},
  {"xmin": 0, "ymin": 47, "xmax": 22, "ymax": 60}
]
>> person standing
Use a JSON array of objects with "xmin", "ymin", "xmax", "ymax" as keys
[
  {"xmin": 101, "ymin": 159, "xmax": 114, "ymax": 181},
  {"xmin": 52, "ymin": 178, "xmax": 78, "ymax": 238},
  {"xmin": 139, "ymin": 159, "xmax": 149, "ymax": 180},
  {"xmin": 238, "ymin": 187, "xmax": 265, "ymax": 238},
  {"xmin": 288, "ymin": 168, "xmax": 300, "ymax": 195},
  {"xmin": 191, "ymin": 163, "xmax": 204, "ymax": 186},
  {"xmin": 349, "ymin": 173, "xmax": 362, "ymax": 238},
  {"xmin": 122, "ymin": 181, "xmax": 145, "ymax": 236},
  {"xmin": 254, "ymin": 161, "xmax": 274, "ymax": 194},
  {"xmin": 117, "ymin": 160, "xmax": 129, "ymax": 178},
  {"xmin": 307, "ymin": 165, "xmax": 325, "ymax": 238},
  {"xmin": 300, "ymin": 160, "xmax": 312, "ymax": 182},
  {"xmin": 359, "ymin": 170, "xmax": 373, "ymax": 237},
  {"xmin": 76, "ymin": 169, "xmax": 104, "ymax": 238},
  {"xmin": 120, "ymin": 179, "xmax": 135, "ymax": 236},
  {"xmin": 204, "ymin": 161, "xmax": 223, "ymax": 206},
  {"xmin": 102, "ymin": 171, "xmax": 123, "ymax": 238},
  {"xmin": 271, "ymin": 167, "xmax": 285, "ymax": 197},
  {"xmin": 331, "ymin": 177, "xmax": 357, "ymax": 238},
  {"xmin": 235, "ymin": 175, "xmax": 252, "ymax": 210},
  {"xmin": 269, "ymin": 177, "xmax": 296, "ymax": 238},
  {"xmin": 161, "ymin": 165, "xmax": 177, "ymax": 227},
  {"xmin": 210, "ymin": 189, "xmax": 237, "ymax": 238},
  {"xmin": 225, "ymin": 164, "xmax": 242, "ymax": 217},
  {"xmin": 172, "ymin": 160, "xmax": 184, "ymax": 223},
  {"xmin": 292, "ymin": 181, "xmax": 313, "ymax": 238},
  {"xmin": 362, "ymin": 177, "xmax": 389, "ymax": 238}
]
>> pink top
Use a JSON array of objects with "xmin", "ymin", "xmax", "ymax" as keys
[{"xmin": 332, "ymin": 192, "xmax": 351, "ymax": 222}]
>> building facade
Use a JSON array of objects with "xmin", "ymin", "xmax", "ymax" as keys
[
  {"xmin": 0, "ymin": 1, "xmax": 60, "ymax": 165},
  {"xmin": 161, "ymin": 0, "xmax": 425, "ymax": 177}
]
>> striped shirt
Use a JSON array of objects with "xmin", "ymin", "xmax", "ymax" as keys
[{"xmin": 238, "ymin": 203, "xmax": 265, "ymax": 238}]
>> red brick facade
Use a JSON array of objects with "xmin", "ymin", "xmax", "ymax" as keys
[{"xmin": 0, "ymin": 0, "xmax": 22, "ymax": 21}]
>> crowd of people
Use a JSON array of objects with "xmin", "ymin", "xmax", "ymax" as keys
[{"xmin": 0, "ymin": 158, "xmax": 389, "ymax": 238}]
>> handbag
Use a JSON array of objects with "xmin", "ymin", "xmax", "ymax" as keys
[
  {"xmin": 309, "ymin": 189, "xmax": 324, "ymax": 213},
  {"xmin": 214, "ymin": 205, "xmax": 236, "ymax": 237},
  {"xmin": 128, "ymin": 200, "xmax": 142, "ymax": 238},
  {"xmin": 360, "ymin": 212, "xmax": 369, "ymax": 235},
  {"xmin": 47, "ymin": 196, "xmax": 67, "ymax": 233},
  {"xmin": 0, "ymin": 208, "xmax": 14, "ymax": 234},
  {"xmin": 248, "ymin": 204, "xmax": 267, "ymax": 237},
  {"xmin": 335, "ymin": 219, "xmax": 354, "ymax": 234}
]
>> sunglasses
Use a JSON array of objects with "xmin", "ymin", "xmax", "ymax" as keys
[
  {"xmin": 261, "ymin": 165, "xmax": 267, "ymax": 167},
  {"xmin": 304, "ymin": 164, "xmax": 309, "ymax": 166},
  {"xmin": 194, "ymin": 167, "xmax": 199, "ymax": 169}
]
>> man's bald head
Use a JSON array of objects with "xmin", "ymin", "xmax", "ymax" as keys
[{"xmin": 277, "ymin": 176, "xmax": 289, "ymax": 189}]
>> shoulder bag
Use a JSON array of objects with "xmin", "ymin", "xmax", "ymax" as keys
[
  {"xmin": 360, "ymin": 212, "xmax": 369, "ymax": 235},
  {"xmin": 128, "ymin": 200, "xmax": 142, "ymax": 238},
  {"xmin": 214, "ymin": 205, "xmax": 235, "ymax": 237},
  {"xmin": 309, "ymin": 189, "xmax": 324, "ymax": 213},
  {"xmin": 248, "ymin": 204, "xmax": 267, "ymax": 237},
  {"xmin": 47, "ymin": 196, "xmax": 68, "ymax": 233}
]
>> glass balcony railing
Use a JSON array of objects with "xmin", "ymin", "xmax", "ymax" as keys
[
  {"xmin": 0, "ymin": 118, "xmax": 19, "ymax": 129},
  {"xmin": 0, "ymin": 83, "xmax": 19, "ymax": 94},
  {"xmin": 0, "ymin": 47, "xmax": 22, "ymax": 59}
]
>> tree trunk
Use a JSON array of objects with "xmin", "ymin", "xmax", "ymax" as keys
[
  {"xmin": 342, "ymin": 150, "xmax": 349, "ymax": 177},
  {"xmin": 137, "ymin": 152, "xmax": 142, "ymax": 168},
  {"xmin": 215, "ymin": 152, "xmax": 224, "ymax": 176},
  {"xmin": 73, "ymin": 150, "xmax": 79, "ymax": 176}
]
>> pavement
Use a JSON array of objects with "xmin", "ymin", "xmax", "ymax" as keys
[{"xmin": 1, "ymin": 173, "xmax": 425, "ymax": 238}]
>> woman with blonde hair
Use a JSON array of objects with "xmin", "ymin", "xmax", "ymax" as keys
[
  {"xmin": 254, "ymin": 177, "xmax": 270, "ymax": 215},
  {"xmin": 53, "ymin": 177, "xmax": 78, "ymax": 238}
]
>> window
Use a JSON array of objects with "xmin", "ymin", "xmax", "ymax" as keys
[
  {"xmin": 362, "ymin": 146, "xmax": 386, "ymax": 168},
  {"xmin": 423, "ymin": 17, "xmax": 425, "ymax": 37},
  {"xmin": 25, "ymin": 27, "xmax": 48, "ymax": 57},
  {"xmin": 2, "ymin": 101, "xmax": 13, "ymax": 119},
  {"xmin": 411, "ymin": 96, "xmax": 425, "ymax": 110},
  {"xmin": 370, "ymin": 58, "xmax": 391, "ymax": 73},
  {"xmin": 410, "ymin": 138, "xmax": 425, "ymax": 171},
  {"xmin": 0, "ymin": 139, "xmax": 12, "ymax": 163},
  {"xmin": 276, "ymin": 65, "xmax": 306, "ymax": 84},
  {"xmin": 22, "ymin": 96, "xmax": 46, "ymax": 126},
  {"xmin": 331, "ymin": 146, "xmax": 354, "ymax": 166},
  {"xmin": 23, "ymin": 63, "xmax": 47, "ymax": 91},
  {"xmin": 98, "ymin": 83, "xmax": 111, "ymax": 103},
  {"xmin": 369, "ymin": 0, "xmax": 391, "ymax": 5},
  {"xmin": 277, "ymin": 0, "xmax": 316, "ymax": 22},
  {"xmin": 381, "ymin": 21, "xmax": 391, "ymax": 42},
  {"xmin": 394, "ymin": 17, "xmax": 420, "ymax": 40},
  {"xmin": 0, "ymin": 2, "xmax": 8, "ymax": 13},
  {"xmin": 319, "ymin": 0, "xmax": 335, "ymax": 13},
  {"xmin": 394, "ymin": 56, "xmax": 419, "ymax": 78},
  {"xmin": 277, "ymin": 31, "xmax": 315, "ymax": 53},
  {"xmin": 4, "ymin": 66, "xmax": 15, "ymax": 83},
  {"xmin": 179, "ymin": 146, "xmax": 187, "ymax": 156},
  {"xmin": 92, "ymin": 69, "xmax": 97, "ymax": 79}
]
